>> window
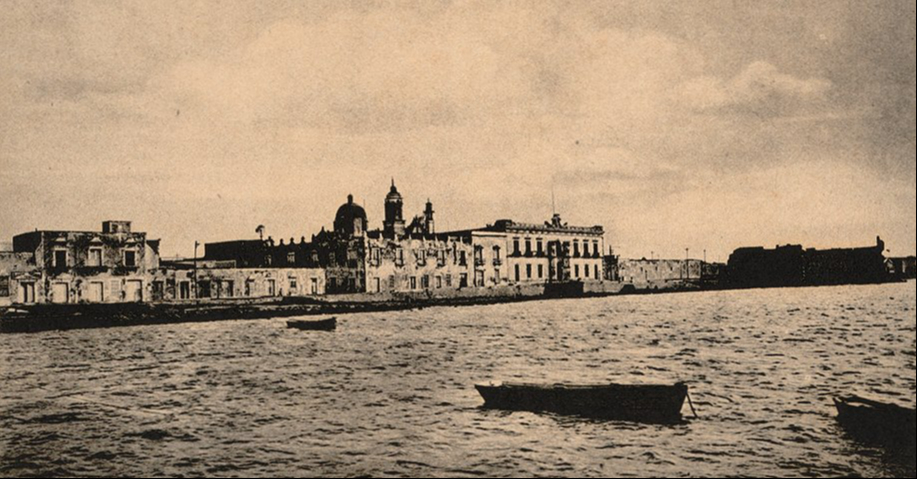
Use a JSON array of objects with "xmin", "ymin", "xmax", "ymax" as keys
[
  {"xmin": 53, "ymin": 249, "xmax": 68, "ymax": 269},
  {"xmin": 389, "ymin": 275, "xmax": 396, "ymax": 289},
  {"xmin": 459, "ymin": 251, "xmax": 467, "ymax": 266},
  {"xmin": 573, "ymin": 241, "xmax": 580, "ymax": 258},
  {"xmin": 595, "ymin": 265, "xmax": 600, "ymax": 279},
  {"xmin": 396, "ymin": 248, "xmax": 405, "ymax": 267},
  {"xmin": 289, "ymin": 277, "xmax": 298, "ymax": 293},
  {"xmin": 526, "ymin": 264, "xmax": 532, "ymax": 279},
  {"xmin": 475, "ymin": 270, "xmax": 485, "ymax": 287},
  {"xmin": 513, "ymin": 238, "xmax": 520, "ymax": 255},
  {"xmin": 515, "ymin": 264, "xmax": 521, "ymax": 282},
  {"xmin": 88, "ymin": 248, "xmax": 103, "ymax": 267},
  {"xmin": 437, "ymin": 249, "xmax": 447, "ymax": 266},
  {"xmin": 445, "ymin": 274, "xmax": 453, "ymax": 287},
  {"xmin": 199, "ymin": 281, "xmax": 212, "ymax": 298},
  {"xmin": 459, "ymin": 273, "xmax": 468, "ymax": 288},
  {"xmin": 593, "ymin": 241, "xmax": 600, "ymax": 257},
  {"xmin": 245, "ymin": 279, "xmax": 255, "ymax": 297},
  {"xmin": 151, "ymin": 281, "xmax": 163, "ymax": 301},
  {"xmin": 421, "ymin": 275, "xmax": 430, "ymax": 290},
  {"xmin": 525, "ymin": 239, "xmax": 532, "ymax": 256},
  {"xmin": 0, "ymin": 276, "xmax": 10, "ymax": 297},
  {"xmin": 123, "ymin": 250, "xmax": 137, "ymax": 268},
  {"xmin": 410, "ymin": 277, "xmax": 417, "ymax": 290},
  {"xmin": 583, "ymin": 241, "xmax": 590, "ymax": 257},
  {"xmin": 585, "ymin": 264, "xmax": 590, "ymax": 278},
  {"xmin": 288, "ymin": 252, "xmax": 296, "ymax": 264},
  {"xmin": 493, "ymin": 246, "xmax": 502, "ymax": 264},
  {"xmin": 536, "ymin": 239, "xmax": 544, "ymax": 256},
  {"xmin": 494, "ymin": 269, "xmax": 500, "ymax": 283},
  {"xmin": 575, "ymin": 264, "xmax": 580, "ymax": 278},
  {"xmin": 436, "ymin": 276, "xmax": 443, "ymax": 289},
  {"xmin": 267, "ymin": 279, "xmax": 277, "ymax": 296},
  {"xmin": 312, "ymin": 278, "xmax": 320, "ymax": 295},
  {"xmin": 474, "ymin": 246, "xmax": 484, "ymax": 266},
  {"xmin": 220, "ymin": 280, "xmax": 234, "ymax": 298},
  {"xmin": 538, "ymin": 264, "xmax": 544, "ymax": 279}
]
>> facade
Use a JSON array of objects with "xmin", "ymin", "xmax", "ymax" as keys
[
  {"xmin": 9, "ymin": 221, "xmax": 161, "ymax": 305},
  {"xmin": 365, "ymin": 232, "xmax": 474, "ymax": 294},
  {"xmin": 489, "ymin": 215, "xmax": 605, "ymax": 285},
  {"xmin": 439, "ymin": 214, "xmax": 606, "ymax": 288},
  {"xmin": 617, "ymin": 259, "xmax": 710, "ymax": 286},
  {"xmin": 367, "ymin": 181, "xmax": 474, "ymax": 294}
]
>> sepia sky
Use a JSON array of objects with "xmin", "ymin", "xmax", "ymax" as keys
[{"xmin": 1, "ymin": 0, "xmax": 915, "ymax": 259}]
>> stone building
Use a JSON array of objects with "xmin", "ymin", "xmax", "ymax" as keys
[
  {"xmin": 618, "ymin": 259, "xmax": 706, "ymax": 287},
  {"xmin": 0, "ymin": 252, "xmax": 40, "ymax": 306},
  {"xmin": 725, "ymin": 237, "xmax": 890, "ymax": 288},
  {"xmin": 8, "ymin": 221, "xmax": 161, "ymax": 304},
  {"xmin": 438, "ymin": 214, "xmax": 606, "ymax": 289},
  {"xmin": 365, "ymin": 181, "xmax": 474, "ymax": 294}
]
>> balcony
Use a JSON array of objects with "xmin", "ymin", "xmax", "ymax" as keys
[{"xmin": 493, "ymin": 258, "xmax": 503, "ymax": 266}]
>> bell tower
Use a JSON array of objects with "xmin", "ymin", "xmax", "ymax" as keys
[{"xmin": 384, "ymin": 179, "xmax": 406, "ymax": 238}]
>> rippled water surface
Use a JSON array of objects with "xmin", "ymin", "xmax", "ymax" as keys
[{"xmin": 2, "ymin": 283, "xmax": 915, "ymax": 478}]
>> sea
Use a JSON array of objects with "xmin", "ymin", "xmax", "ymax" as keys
[{"xmin": 1, "ymin": 282, "xmax": 915, "ymax": 478}]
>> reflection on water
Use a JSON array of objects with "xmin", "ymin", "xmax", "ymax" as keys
[{"xmin": 1, "ymin": 283, "xmax": 914, "ymax": 478}]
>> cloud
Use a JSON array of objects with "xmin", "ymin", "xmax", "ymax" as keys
[{"xmin": 676, "ymin": 61, "xmax": 832, "ymax": 115}]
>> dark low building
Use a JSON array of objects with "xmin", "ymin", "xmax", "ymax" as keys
[
  {"xmin": 887, "ymin": 256, "xmax": 917, "ymax": 280},
  {"xmin": 726, "ymin": 237, "xmax": 890, "ymax": 288}
]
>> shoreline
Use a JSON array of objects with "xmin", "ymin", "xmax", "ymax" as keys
[{"xmin": 0, "ymin": 280, "xmax": 904, "ymax": 334}]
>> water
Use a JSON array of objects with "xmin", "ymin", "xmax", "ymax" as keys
[{"xmin": 1, "ymin": 283, "xmax": 915, "ymax": 478}]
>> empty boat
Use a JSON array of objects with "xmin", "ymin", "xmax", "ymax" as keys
[
  {"xmin": 286, "ymin": 317, "xmax": 337, "ymax": 331},
  {"xmin": 475, "ymin": 382, "xmax": 691, "ymax": 423},
  {"xmin": 834, "ymin": 396, "xmax": 916, "ymax": 448}
]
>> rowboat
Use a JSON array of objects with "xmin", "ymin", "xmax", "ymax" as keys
[
  {"xmin": 475, "ymin": 382, "xmax": 691, "ymax": 423},
  {"xmin": 834, "ymin": 396, "xmax": 916, "ymax": 448},
  {"xmin": 286, "ymin": 317, "xmax": 337, "ymax": 331}
]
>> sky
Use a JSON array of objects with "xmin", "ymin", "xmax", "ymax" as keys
[{"xmin": 1, "ymin": 0, "xmax": 915, "ymax": 260}]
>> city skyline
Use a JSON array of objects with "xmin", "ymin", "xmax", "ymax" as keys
[{"xmin": 2, "ymin": 0, "xmax": 915, "ymax": 260}]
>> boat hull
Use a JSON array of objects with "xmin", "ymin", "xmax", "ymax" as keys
[
  {"xmin": 476, "ymin": 383, "xmax": 689, "ymax": 423},
  {"xmin": 835, "ymin": 396, "xmax": 916, "ymax": 449},
  {"xmin": 287, "ymin": 317, "xmax": 337, "ymax": 331}
]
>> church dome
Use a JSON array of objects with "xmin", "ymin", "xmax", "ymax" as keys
[
  {"xmin": 385, "ymin": 180, "xmax": 403, "ymax": 203},
  {"xmin": 334, "ymin": 195, "xmax": 367, "ymax": 237}
]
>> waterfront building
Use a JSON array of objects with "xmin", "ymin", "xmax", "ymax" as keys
[
  {"xmin": 887, "ymin": 256, "xmax": 917, "ymax": 280},
  {"xmin": 8, "ymin": 221, "xmax": 161, "ymax": 304},
  {"xmin": 725, "ymin": 237, "xmax": 890, "ymax": 288},
  {"xmin": 0, "ymin": 251, "xmax": 39, "ymax": 307},
  {"xmin": 440, "ymin": 214, "xmax": 606, "ymax": 289},
  {"xmin": 617, "ymin": 258, "xmax": 718, "ymax": 288}
]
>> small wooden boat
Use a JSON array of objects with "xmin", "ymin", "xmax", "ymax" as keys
[
  {"xmin": 286, "ymin": 317, "xmax": 337, "ymax": 331},
  {"xmin": 475, "ymin": 382, "xmax": 691, "ymax": 423},
  {"xmin": 834, "ymin": 396, "xmax": 916, "ymax": 448}
]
